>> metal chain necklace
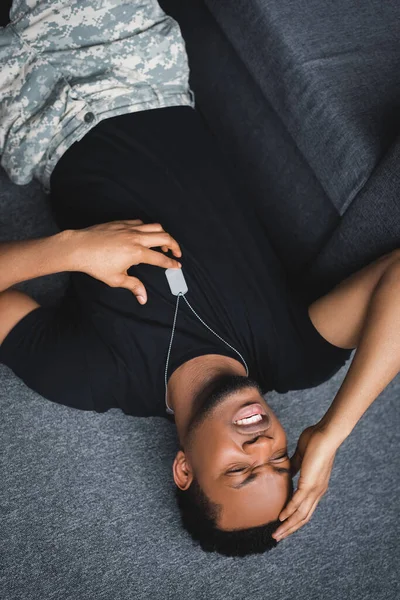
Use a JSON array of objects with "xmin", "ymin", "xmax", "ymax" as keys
[{"xmin": 164, "ymin": 292, "xmax": 249, "ymax": 415}]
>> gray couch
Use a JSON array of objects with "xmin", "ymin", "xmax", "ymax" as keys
[{"xmin": 1, "ymin": 1, "xmax": 399, "ymax": 598}]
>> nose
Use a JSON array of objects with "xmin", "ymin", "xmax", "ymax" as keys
[{"xmin": 243, "ymin": 434, "xmax": 273, "ymax": 457}]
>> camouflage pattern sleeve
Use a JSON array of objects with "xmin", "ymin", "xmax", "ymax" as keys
[{"xmin": 0, "ymin": 1, "xmax": 195, "ymax": 189}]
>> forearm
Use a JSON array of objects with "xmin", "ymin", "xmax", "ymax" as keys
[
  {"xmin": 0, "ymin": 230, "xmax": 76, "ymax": 292},
  {"xmin": 318, "ymin": 264, "xmax": 400, "ymax": 448}
]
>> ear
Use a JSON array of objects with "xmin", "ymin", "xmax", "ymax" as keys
[{"xmin": 172, "ymin": 450, "xmax": 194, "ymax": 490}]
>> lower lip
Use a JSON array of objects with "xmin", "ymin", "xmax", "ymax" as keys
[{"xmin": 232, "ymin": 402, "xmax": 266, "ymax": 423}]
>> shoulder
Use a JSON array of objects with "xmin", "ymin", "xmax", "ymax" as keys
[{"xmin": 0, "ymin": 288, "xmax": 39, "ymax": 345}]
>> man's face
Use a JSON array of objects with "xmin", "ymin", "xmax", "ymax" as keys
[{"xmin": 173, "ymin": 375, "xmax": 292, "ymax": 530}]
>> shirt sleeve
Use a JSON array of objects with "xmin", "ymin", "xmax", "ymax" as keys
[{"xmin": 0, "ymin": 293, "xmax": 118, "ymax": 413}]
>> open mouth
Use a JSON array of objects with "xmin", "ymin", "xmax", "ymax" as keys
[
  {"xmin": 232, "ymin": 402, "xmax": 266, "ymax": 424},
  {"xmin": 234, "ymin": 413, "xmax": 264, "ymax": 425}
]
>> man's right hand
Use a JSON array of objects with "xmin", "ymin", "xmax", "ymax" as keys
[{"xmin": 69, "ymin": 220, "xmax": 182, "ymax": 304}]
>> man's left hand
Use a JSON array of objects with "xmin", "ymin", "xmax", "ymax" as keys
[{"xmin": 272, "ymin": 425, "xmax": 338, "ymax": 542}]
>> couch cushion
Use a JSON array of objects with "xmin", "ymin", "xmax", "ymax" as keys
[
  {"xmin": 160, "ymin": 0, "xmax": 342, "ymax": 283},
  {"xmin": 205, "ymin": 0, "xmax": 400, "ymax": 215},
  {"xmin": 304, "ymin": 133, "xmax": 400, "ymax": 295}
]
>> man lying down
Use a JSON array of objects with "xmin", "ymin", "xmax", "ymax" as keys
[{"xmin": 1, "ymin": 1, "xmax": 399, "ymax": 557}]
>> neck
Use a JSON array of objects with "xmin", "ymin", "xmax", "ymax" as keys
[{"xmin": 167, "ymin": 354, "xmax": 247, "ymax": 430}]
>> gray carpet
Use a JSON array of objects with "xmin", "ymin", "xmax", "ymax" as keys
[{"xmin": 1, "ymin": 170, "xmax": 399, "ymax": 599}]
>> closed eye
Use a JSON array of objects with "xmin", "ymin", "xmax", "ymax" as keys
[
  {"xmin": 229, "ymin": 465, "xmax": 291, "ymax": 489},
  {"xmin": 273, "ymin": 453, "xmax": 289, "ymax": 463},
  {"xmin": 227, "ymin": 454, "xmax": 288, "ymax": 475}
]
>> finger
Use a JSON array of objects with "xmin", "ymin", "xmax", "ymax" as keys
[
  {"xmin": 290, "ymin": 447, "xmax": 302, "ymax": 477},
  {"xmin": 273, "ymin": 498, "xmax": 320, "ymax": 541},
  {"xmin": 273, "ymin": 496, "xmax": 317, "ymax": 539},
  {"xmin": 121, "ymin": 219, "xmax": 144, "ymax": 226},
  {"xmin": 134, "ymin": 223, "xmax": 165, "ymax": 232},
  {"xmin": 277, "ymin": 488, "xmax": 307, "ymax": 522},
  {"xmin": 138, "ymin": 232, "xmax": 182, "ymax": 258},
  {"xmin": 133, "ymin": 223, "xmax": 182, "ymax": 256},
  {"xmin": 119, "ymin": 276, "xmax": 148, "ymax": 304},
  {"xmin": 274, "ymin": 498, "xmax": 315, "ymax": 538},
  {"xmin": 133, "ymin": 224, "xmax": 182, "ymax": 256},
  {"xmin": 275, "ymin": 497, "xmax": 314, "ymax": 535},
  {"xmin": 140, "ymin": 247, "xmax": 182, "ymax": 270}
]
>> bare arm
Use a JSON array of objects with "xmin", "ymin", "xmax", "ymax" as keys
[
  {"xmin": 274, "ymin": 253, "xmax": 400, "ymax": 540},
  {"xmin": 0, "ymin": 231, "xmax": 76, "ymax": 293},
  {"xmin": 0, "ymin": 220, "xmax": 182, "ymax": 344},
  {"xmin": 318, "ymin": 259, "xmax": 400, "ymax": 442},
  {"xmin": 0, "ymin": 231, "xmax": 78, "ymax": 343}
]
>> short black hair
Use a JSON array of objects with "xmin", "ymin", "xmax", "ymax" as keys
[{"xmin": 175, "ymin": 477, "xmax": 291, "ymax": 557}]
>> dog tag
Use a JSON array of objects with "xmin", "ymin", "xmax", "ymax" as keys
[{"xmin": 165, "ymin": 268, "xmax": 188, "ymax": 296}]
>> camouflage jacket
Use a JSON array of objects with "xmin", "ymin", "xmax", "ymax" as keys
[{"xmin": 0, "ymin": 1, "xmax": 195, "ymax": 189}]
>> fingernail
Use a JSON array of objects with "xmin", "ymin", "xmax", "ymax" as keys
[{"xmin": 138, "ymin": 296, "xmax": 146, "ymax": 304}]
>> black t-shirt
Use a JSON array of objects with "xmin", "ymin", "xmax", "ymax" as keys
[
  {"xmin": 0, "ymin": 1, "xmax": 11, "ymax": 27},
  {"xmin": 0, "ymin": 107, "xmax": 352, "ymax": 418}
]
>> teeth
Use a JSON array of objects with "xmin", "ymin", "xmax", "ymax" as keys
[{"xmin": 235, "ymin": 414, "xmax": 263, "ymax": 425}]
